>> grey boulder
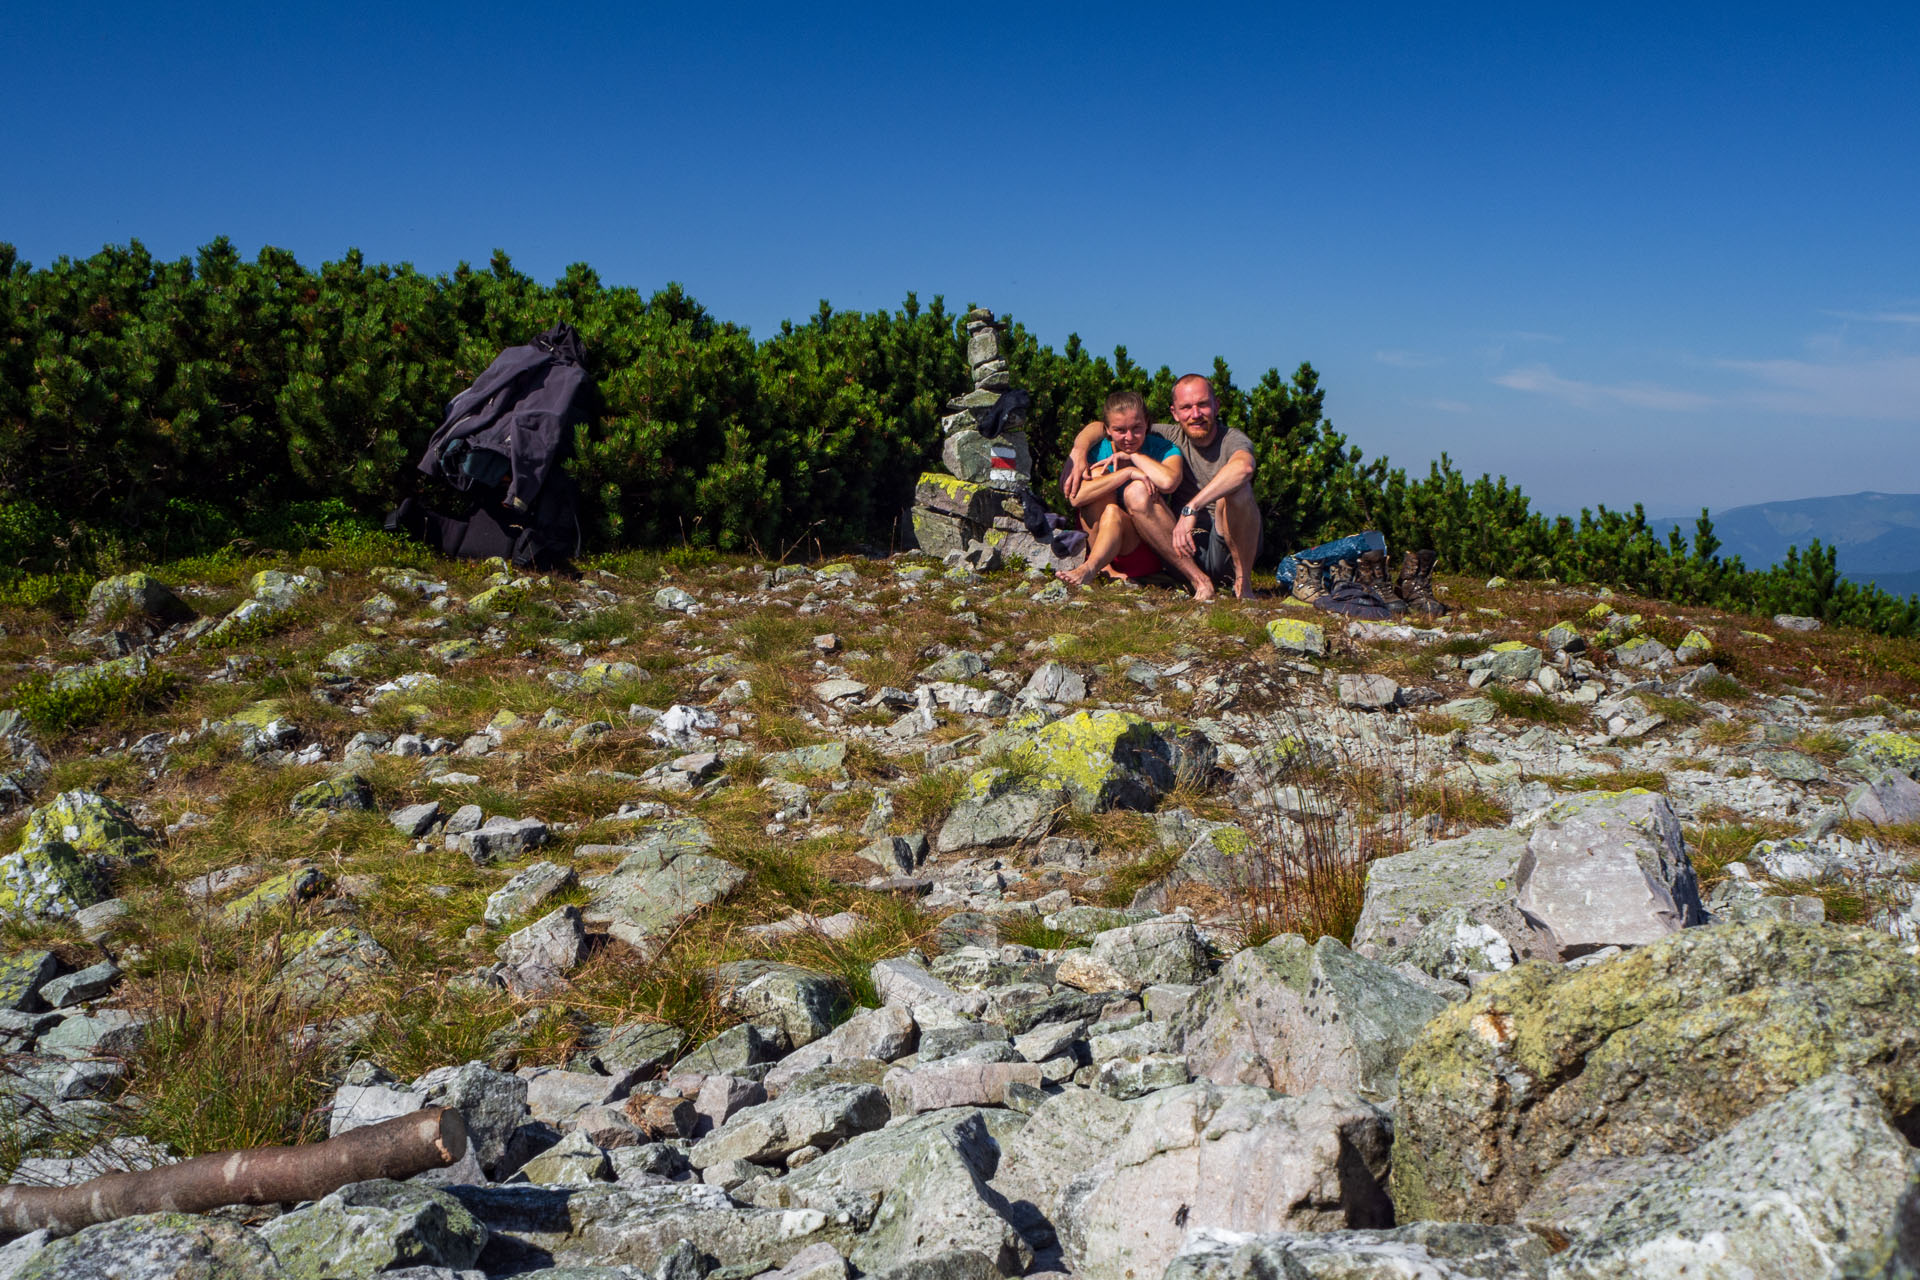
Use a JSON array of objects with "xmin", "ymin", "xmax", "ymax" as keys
[
  {"xmin": 1060, "ymin": 1082, "xmax": 1393, "ymax": 1280},
  {"xmin": 11, "ymin": 1213, "xmax": 278, "ymax": 1279},
  {"xmin": 256, "ymin": 1178, "xmax": 488, "ymax": 1279},
  {"xmin": 1530, "ymin": 1073, "xmax": 1919, "ymax": 1279},
  {"xmin": 1164, "ymin": 1222, "xmax": 1554, "ymax": 1280},
  {"xmin": 1515, "ymin": 790, "xmax": 1704, "ymax": 956},
  {"xmin": 1181, "ymin": 933, "xmax": 1449, "ymax": 1102},
  {"xmin": 583, "ymin": 824, "xmax": 746, "ymax": 959},
  {"xmin": 1351, "ymin": 828, "xmax": 1558, "ymax": 964},
  {"xmin": 850, "ymin": 1126, "xmax": 1034, "ymax": 1278},
  {"xmin": 687, "ymin": 1082, "xmax": 889, "ymax": 1169}
]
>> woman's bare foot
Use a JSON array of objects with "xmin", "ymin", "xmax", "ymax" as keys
[{"xmin": 1057, "ymin": 563, "xmax": 1100, "ymax": 587}]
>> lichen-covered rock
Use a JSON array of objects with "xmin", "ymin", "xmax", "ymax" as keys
[
  {"xmin": 456, "ymin": 815, "xmax": 551, "ymax": 865},
  {"xmin": 583, "ymin": 822, "xmax": 745, "ymax": 959},
  {"xmin": 1514, "ymin": 789, "xmax": 1704, "ymax": 955},
  {"xmin": 414, "ymin": 1061, "xmax": 530, "ymax": 1178},
  {"xmin": 1674, "ymin": 628, "xmax": 1713, "ymax": 663},
  {"xmin": 323, "ymin": 642, "xmax": 383, "ymax": 674},
  {"xmin": 1392, "ymin": 920, "xmax": 1920, "ymax": 1225},
  {"xmin": 275, "ymin": 926, "xmax": 395, "ymax": 999},
  {"xmin": 1850, "ymin": 731, "xmax": 1920, "ymax": 779},
  {"xmin": 0, "ymin": 841, "xmax": 107, "ymax": 920},
  {"xmin": 0, "ymin": 949, "xmax": 58, "ymax": 1010},
  {"xmin": 257, "ymin": 1178, "xmax": 488, "ymax": 1279},
  {"xmin": 934, "ymin": 771, "xmax": 1065, "ymax": 854},
  {"xmin": 13, "ymin": 1212, "xmax": 280, "ymax": 1279},
  {"xmin": 85, "ymin": 571, "xmax": 192, "ymax": 624},
  {"xmin": 444, "ymin": 1180, "xmax": 864, "ymax": 1274},
  {"xmin": 1396, "ymin": 907, "xmax": 1516, "ymax": 982},
  {"xmin": 1610, "ymin": 635, "xmax": 1674, "ymax": 671},
  {"xmin": 688, "ymin": 1082, "xmax": 890, "ymax": 1169},
  {"xmin": 1006, "ymin": 710, "xmax": 1214, "ymax": 813},
  {"xmin": 1529, "ymin": 1073, "xmax": 1920, "ymax": 1280},
  {"xmin": 20, "ymin": 790, "xmax": 154, "ymax": 866},
  {"xmin": 1266, "ymin": 617, "xmax": 1326, "ymax": 657},
  {"xmin": 484, "ymin": 860, "xmax": 578, "ymax": 927},
  {"xmin": 849, "ymin": 1125, "xmax": 1033, "ymax": 1278},
  {"xmin": 1462, "ymin": 642, "xmax": 1542, "ymax": 682},
  {"xmin": 753, "ymin": 1106, "xmax": 1007, "ymax": 1222},
  {"xmin": 1351, "ymin": 828, "xmax": 1557, "ymax": 964},
  {"xmin": 1059, "ymin": 1081, "xmax": 1394, "ymax": 1280},
  {"xmin": 1164, "ymin": 1222, "xmax": 1555, "ymax": 1280},
  {"xmin": 288, "ymin": 773, "xmax": 376, "ymax": 816},
  {"xmin": 713, "ymin": 960, "xmax": 849, "ymax": 1049},
  {"xmin": 1087, "ymin": 916, "xmax": 1211, "ymax": 987},
  {"xmin": 222, "ymin": 865, "xmax": 328, "ymax": 922},
  {"xmin": 515, "ymin": 1130, "xmax": 615, "ymax": 1186},
  {"xmin": 0, "ymin": 713, "xmax": 51, "ymax": 813},
  {"xmin": 1181, "ymin": 933, "xmax": 1450, "ymax": 1102}
]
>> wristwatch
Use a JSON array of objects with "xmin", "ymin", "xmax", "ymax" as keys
[{"xmin": 1179, "ymin": 506, "xmax": 1197, "ymax": 517}]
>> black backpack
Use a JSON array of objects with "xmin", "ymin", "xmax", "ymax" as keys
[
  {"xmin": 419, "ymin": 323, "xmax": 593, "ymax": 512},
  {"xmin": 392, "ymin": 324, "xmax": 594, "ymax": 570}
]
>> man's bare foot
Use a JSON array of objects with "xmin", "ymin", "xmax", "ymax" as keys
[
  {"xmin": 1190, "ymin": 578, "xmax": 1217, "ymax": 602},
  {"xmin": 1233, "ymin": 580, "xmax": 1256, "ymax": 600}
]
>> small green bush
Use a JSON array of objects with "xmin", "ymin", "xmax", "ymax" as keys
[
  {"xmin": 0, "ymin": 572, "xmax": 90, "ymax": 614},
  {"xmin": 10, "ymin": 666, "xmax": 179, "ymax": 734}
]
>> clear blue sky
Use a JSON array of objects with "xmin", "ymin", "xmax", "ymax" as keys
[{"xmin": 6, "ymin": 2, "xmax": 1917, "ymax": 518}]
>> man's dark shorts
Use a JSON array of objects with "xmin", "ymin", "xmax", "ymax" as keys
[{"xmin": 1189, "ymin": 506, "xmax": 1262, "ymax": 585}]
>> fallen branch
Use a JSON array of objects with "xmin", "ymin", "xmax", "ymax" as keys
[{"xmin": 0, "ymin": 1106, "xmax": 467, "ymax": 1236}]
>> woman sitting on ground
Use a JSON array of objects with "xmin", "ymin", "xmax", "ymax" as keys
[{"xmin": 1057, "ymin": 391, "xmax": 1189, "ymax": 588}]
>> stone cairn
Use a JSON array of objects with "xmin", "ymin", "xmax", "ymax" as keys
[{"xmin": 900, "ymin": 308, "xmax": 1083, "ymax": 571}]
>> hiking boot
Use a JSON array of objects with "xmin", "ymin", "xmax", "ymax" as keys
[
  {"xmin": 1289, "ymin": 558, "xmax": 1330, "ymax": 605},
  {"xmin": 1397, "ymin": 549, "xmax": 1450, "ymax": 616},
  {"xmin": 1356, "ymin": 550, "xmax": 1406, "ymax": 613},
  {"xmin": 1328, "ymin": 558, "xmax": 1357, "ymax": 586}
]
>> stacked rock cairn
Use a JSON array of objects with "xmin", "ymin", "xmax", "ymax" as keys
[{"xmin": 901, "ymin": 308, "xmax": 1083, "ymax": 571}]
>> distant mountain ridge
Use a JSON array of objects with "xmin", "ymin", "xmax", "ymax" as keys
[{"xmin": 1647, "ymin": 492, "xmax": 1920, "ymax": 597}]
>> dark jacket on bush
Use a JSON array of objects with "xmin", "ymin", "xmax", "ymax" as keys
[{"xmin": 419, "ymin": 323, "xmax": 591, "ymax": 513}]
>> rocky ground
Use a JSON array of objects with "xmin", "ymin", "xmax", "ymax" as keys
[{"xmin": 0, "ymin": 539, "xmax": 1917, "ymax": 1280}]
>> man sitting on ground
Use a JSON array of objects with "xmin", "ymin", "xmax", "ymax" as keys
[
  {"xmin": 1057, "ymin": 391, "xmax": 1207, "ymax": 592},
  {"xmin": 1065, "ymin": 374, "xmax": 1260, "ymax": 599}
]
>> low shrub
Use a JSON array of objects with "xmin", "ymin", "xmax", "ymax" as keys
[{"xmin": 9, "ymin": 665, "xmax": 180, "ymax": 735}]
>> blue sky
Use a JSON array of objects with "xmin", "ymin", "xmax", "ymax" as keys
[{"xmin": 6, "ymin": 2, "xmax": 1917, "ymax": 518}]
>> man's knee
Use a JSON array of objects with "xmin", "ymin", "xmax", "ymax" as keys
[{"xmin": 1215, "ymin": 488, "xmax": 1261, "ymax": 541}]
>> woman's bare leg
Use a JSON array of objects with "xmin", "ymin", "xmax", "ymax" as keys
[{"xmin": 1058, "ymin": 499, "xmax": 1135, "ymax": 586}]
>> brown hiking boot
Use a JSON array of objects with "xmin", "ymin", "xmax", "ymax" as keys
[
  {"xmin": 1290, "ymin": 558, "xmax": 1330, "ymax": 605},
  {"xmin": 1397, "ymin": 549, "xmax": 1450, "ymax": 616},
  {"xmin": 1329, "ymin": 557, "xmax": 1356, "ymax": 586},
  {"xmin": 1356, "ymin": 550, "xmax": 1406, "ymax": 613}
]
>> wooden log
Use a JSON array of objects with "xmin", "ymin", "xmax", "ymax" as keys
[{"xmin": 0, "ymin": 1106, "xmax": 467, "ymax": 1236}]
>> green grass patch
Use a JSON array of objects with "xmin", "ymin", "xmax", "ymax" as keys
[
  {"xmin": 1790, "ymin": 728, "xmax": 1849, "ymax": 761},
  {"xmin": 1409, "ymin": 782, "xmax": 1511, "ymax": 832},
  {"xmin": 1639, "ymin": 693, "xmax": 1703, "ymax": 725},
  {"xmin": 1483, "ymin": 685, "xmax": 1584, "ymax": 725},
  {"xmin": 997, "ymin": 916, "xmax": 1076, "ymax": 950},
  {"xmin": 1685, "ymin": 820, "xmax": 1795, "ymax": 886},
  {"xmin": 1534, "ymin": 769, "xmax": 1670, "ymax": 794},
  {"xmin": 120, "ymin": 947, "xmax": 336, "ymax": 1157},
  {"xmin": 1101, "ymin": 846, "xmax": 1184, "ymax": 908}
]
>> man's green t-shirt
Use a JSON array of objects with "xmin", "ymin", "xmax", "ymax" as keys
[{"xmin": 1151, "ymin": 422, "xmax": 1255, "ymax": 509}]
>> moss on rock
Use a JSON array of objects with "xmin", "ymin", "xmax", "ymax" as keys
[{"xmin": 1391, "ymin": 919, "xmax": 1920, "ymax": 1224}]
